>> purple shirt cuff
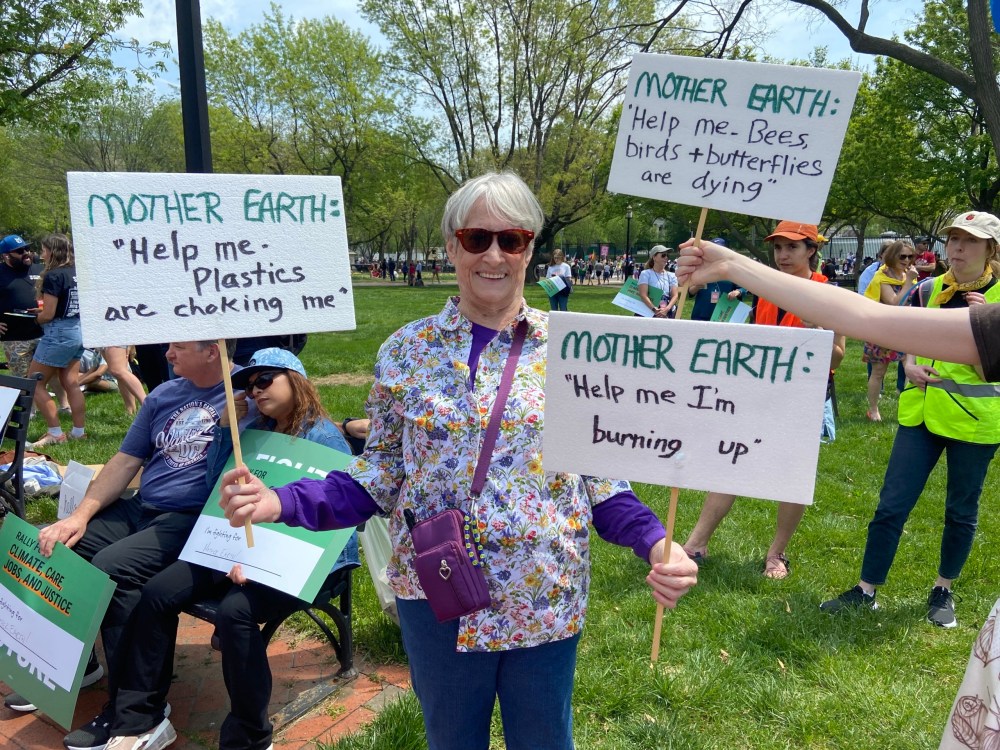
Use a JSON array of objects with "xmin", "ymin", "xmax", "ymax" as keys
[
  {"xmin": 591, "ymin": 491, "xmax": 666, "ymax": 562},
  {"xmin": 275, "ymin": 471, "xmax": 382, "ymax": 531}
]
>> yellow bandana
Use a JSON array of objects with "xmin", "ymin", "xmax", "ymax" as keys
[{"xmin": 934, "ymin": 266, "xmax": 994, "ymax": 305}]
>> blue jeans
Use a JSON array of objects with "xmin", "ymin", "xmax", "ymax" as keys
[
  {"xmin": 549, "ymin": 288, "xmax": 570, "ymax": 312},
  {"xmin": 397, "ymin": 599, "xmax": 579, "ymax": 750},
  {"xmin": 861, "ymin": 423, "xmax": 999, "ymax": 585}
]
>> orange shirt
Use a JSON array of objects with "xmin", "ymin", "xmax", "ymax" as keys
[{"xmin": 755, "ymin": 271, "xmax": 828, "ymax": 327}]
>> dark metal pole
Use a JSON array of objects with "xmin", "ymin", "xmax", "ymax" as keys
[
  {"xmin": 625, "ymin": 205, "xmax": 633, "ymax": 258},
  {"xmin": 176, "ymin": 0, "xmax": 213, "ymax": 173}
]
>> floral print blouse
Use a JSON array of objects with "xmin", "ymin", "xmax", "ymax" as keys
[{"xmin": 347, "ymin": 296, "xmax": 633, "ymax": 652}]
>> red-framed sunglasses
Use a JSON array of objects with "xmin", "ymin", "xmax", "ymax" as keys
[
  {"xmin": 454, "ymin": 227, "xmax": 535, "ymax": 255},
  {"xmin": 246, "ymin": 370, "xmax": 283, "ymax": 397}
]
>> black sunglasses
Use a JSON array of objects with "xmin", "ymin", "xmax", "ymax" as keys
[
  {"xmin": 246, "ymin": 370, "xmax": 283, "ymax": 396},
  {"xmin": 899, "ymin": 254, "xmax": 915, "ymax": 260},
  {"xmin": 454, "ymin": 228, "xmax": 535, "ymax": 255}
]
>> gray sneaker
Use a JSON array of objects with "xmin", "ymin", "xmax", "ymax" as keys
[
  {"xmin": 819, "ymin": 585, "xmax": 879, "ymax": 613},
  {"xmin": 927, "ymin": 586, "xmax": 957, "ymax": 628},
  {"xmin": 105, "ymin": 718, "xmax": 177, "ymax": 750}
]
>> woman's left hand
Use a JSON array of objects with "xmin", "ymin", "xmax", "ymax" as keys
[
  {"xmin": 646, "ymin": 540, "xmax": 698, "ymax": 608},
  {"xmin": 227, "ymin": 564, "xmax": 249, "ymax": 585},
  {"xmin": 965, "ymin": 291, "xmax": 987, "ymax": 306}
]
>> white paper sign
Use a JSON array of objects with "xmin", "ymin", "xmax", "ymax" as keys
[
  {"xmin": 66, "ymin": 172, "xmax": 356, "ymax": 347},
  {"xmin": 0, "ymin": 386, "xmax": 19, "ymax": 430},
  {"xmin": 542, "ymin": 313, "xmax": 832, "ymax": 503},
  {"xmin": 0, "ymin": 585, "xmax": 85, "ymax": 691},
  {"xmin": 57, "ymin": 462, "xmax": 96, "ymax": 519},
  {"xmin": 180, "ymin": 519, "xmax": 324, "ymax": 595},
  {"xmin": 608, "ymin": 54, "xmax": 861, "ymax": 223}
]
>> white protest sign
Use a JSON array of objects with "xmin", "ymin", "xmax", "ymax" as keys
[
  {"xmin": 57, "ymin": 461, "xmax": 96, "ymax": 519},
  {"xmin": 542, "ymin": 313, "xmax": 832, "ymax": 503},
  {"xmin": 608, "ymin": 54, "xmax": 861, "ymax": 223},
  {"xmin": 67, "ymin": 172, "xmax": 355, "ymax": 347},
  {"xmin": 0, "ymin": 385, "xmax": 19, "ymax": 431}
]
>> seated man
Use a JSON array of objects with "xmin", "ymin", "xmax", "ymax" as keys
[{"xmin": 2, "ymin": 340, "xmax": 250, "ymax": 750}]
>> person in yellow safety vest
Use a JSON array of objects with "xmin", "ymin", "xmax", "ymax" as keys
[{"xmin": 820, "ymin": 210, "xmax": 1000, "ymax": 629}]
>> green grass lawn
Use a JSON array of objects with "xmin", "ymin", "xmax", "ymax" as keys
[{"xmin": 19, "ymin": 281, "xmax": 998, "ymax": 749}]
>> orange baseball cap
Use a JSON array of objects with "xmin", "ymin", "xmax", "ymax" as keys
[{"xmin": 764, "ymin": 220, "xmax": 819, "ymax": 243}]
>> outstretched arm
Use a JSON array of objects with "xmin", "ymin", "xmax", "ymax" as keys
[{"xmin": 676, "ymin": 238, "xmax": 981, "ymax": 366}]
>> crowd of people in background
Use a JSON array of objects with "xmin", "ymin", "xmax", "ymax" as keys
[{"xmin": 2, "ymin": 200, "xmax": 997, "ymax": 750}]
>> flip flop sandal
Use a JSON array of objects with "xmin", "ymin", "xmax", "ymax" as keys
[{"xmin": 763, "ymin": 553, "xmax": 791, "ymax": 580}]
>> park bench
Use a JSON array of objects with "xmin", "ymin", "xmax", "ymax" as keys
[
  {"xmin": 0, "ymin": 372, "xmax": 42, "ymax": 519},
  {"xmin": 182, "ymin": 563, "xmax": 357, "ymax": 678}
]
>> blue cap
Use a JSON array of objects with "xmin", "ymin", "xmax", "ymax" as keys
[
  {"xmin": 712, "ymin": 237, "xmax": 727, "ymax": 246},
  {"xmin": 231, "ymin": 347, "xmax": 307, "ymax": 389},
  {"xmin": 0, "ymin": 235, "xmax": 30, "ymax": 254}
]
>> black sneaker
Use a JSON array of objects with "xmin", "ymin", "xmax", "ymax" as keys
[
  {"xmin": 64, "ymin": 704, "xmax": 114, "ymax": 750},
  {"xmin": 927, "ymin": 586, "xmax": 957, "ymax": 628},
  {"xmin": 819, "ymin": 585, "xmax": 879, "ymax": 613},
  {"xmin": 5, "ymin": 652, "xmax": 103, "ymax": 712}
]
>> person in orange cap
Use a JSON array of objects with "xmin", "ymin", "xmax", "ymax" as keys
[{"xmin": 682, "ymin": 220, "xmax": 845, "ymax": 579}]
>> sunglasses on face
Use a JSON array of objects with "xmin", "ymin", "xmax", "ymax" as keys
[
  {"xmin": 899, "ymin": 254, "xmax": 914, "ymax": 260},
  {"xmin": 246, "ymin": 370, "xmax": 283, "ymax": 396},
  {"xmin": 454, "ymin": 228, "xmax": 535, "ymax": 255}
]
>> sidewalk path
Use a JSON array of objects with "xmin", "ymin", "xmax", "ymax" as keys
[{"xmin": 1, "ymin": 613, "xmax": 409, "ymax": 750}]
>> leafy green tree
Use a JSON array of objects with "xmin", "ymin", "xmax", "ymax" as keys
[
  {"xmin": 61, "ymin": 83, "xmax": 184, "ymax": 172},
  {"xmin": 781, "ymin": 0, "xmax": 1000, "ymax": 211},
  {"xmin": 0, "ymin": 0, "xmax": 166, "ymax": 127},
  {"xmin": 361, "ymin": 0, "xmax": 691, "ymax": 248},
  {"xmin": 202, "ymin": 5, "xmax": 408, "ymax": 244}
]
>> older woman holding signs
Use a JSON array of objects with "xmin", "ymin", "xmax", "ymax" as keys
[{"xmin": 218, "ymin": 172, "xmax": 697, "ymax": 750}]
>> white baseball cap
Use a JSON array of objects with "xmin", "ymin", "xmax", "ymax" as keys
[{"xmin": 941, "ymin": 211, "xmax": 1000, "ymax": 242}]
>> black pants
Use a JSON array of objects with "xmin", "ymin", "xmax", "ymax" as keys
[
  {"xmin": 71, "ymin": 496, "xmax": 201, "ymax": 703},
  {"xmin": 113, "ymin": 560, "xmax": 301, "ymax": 750}
]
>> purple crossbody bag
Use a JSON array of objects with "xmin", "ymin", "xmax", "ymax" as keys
[{"xmin": 405, "ymin": 320, "xmax": 527, "ymax": 623}]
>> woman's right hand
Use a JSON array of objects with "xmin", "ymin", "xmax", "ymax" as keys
[
  {"xmin": 904, "ymin": 266, "xmax": 919, "ymax": 284},
  {"xmin": 219, "ymin": 466, "xmax": 282, "ymax": 526}
]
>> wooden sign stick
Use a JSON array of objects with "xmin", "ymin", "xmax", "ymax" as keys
[
  {"xmin": 217, "ymin": 339, "xmax": 254, "ymax": 548},
  {"xmin": 650, "ymin": 485, "xmax": 680, "ymax": 663},
  {"xmin": 672, "ymin": 206, "xmax": 708, "ymax": 317},
  {"xmin": 651, "ymin": 206, "xmax": 708, "ymax": 664}
]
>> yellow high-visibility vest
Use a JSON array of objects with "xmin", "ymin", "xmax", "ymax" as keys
[{"xmin": 898, "ymin": 277, "xmax": 1000, "ymax": 444}]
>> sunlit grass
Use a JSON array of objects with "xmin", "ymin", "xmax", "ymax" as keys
[{"xmin": 13, "ymin": 282, "xmax": 993, "ymax": 749}]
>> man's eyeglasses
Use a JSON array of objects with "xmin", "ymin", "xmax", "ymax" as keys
[
  {"xmin": 454, "ymin": 228, "xmax": 535, "ymax": 255},
  {"xmin": 246, "ymin": 370, "xmax": 283, "ymax": 396}
]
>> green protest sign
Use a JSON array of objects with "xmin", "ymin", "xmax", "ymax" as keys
[
  {"xmin": 0, "ymin": 515, "xmax": 115, "ymax": 729},
  {"xmin": 537, "ymin": 276, "xmax": 567, "ymax": 297},
  {"xmin": 612, "ymin": 277, "xmax": 662, "ymax": 317},
  {"xmin": 179, "ymin": 429, "xmax": 355, "ymax": 601},
  {"xmin": 710, "ymin": 294, "xmax": 752, "ymax": 324}
]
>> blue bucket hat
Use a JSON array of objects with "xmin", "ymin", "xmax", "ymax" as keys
[
  {"xmin": 0, "ymin": 235, "xmax": 30, "ymax": 254},
  {"xmin": 231, "ymin": 347, "xmax": 307, "ymax": 389}
]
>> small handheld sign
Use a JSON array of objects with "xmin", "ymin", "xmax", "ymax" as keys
[
  {"xmin": 67, "ymin": 172, "xmax": 358, "ymax": 545},
  {"xmin": 608, "ymin": 54, "xmax": 861, "ymax": 224}
]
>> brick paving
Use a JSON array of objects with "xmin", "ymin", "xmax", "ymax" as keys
[{"xmin": 0, "ymin": 614, "xmax": 410, "ymax": 750}]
